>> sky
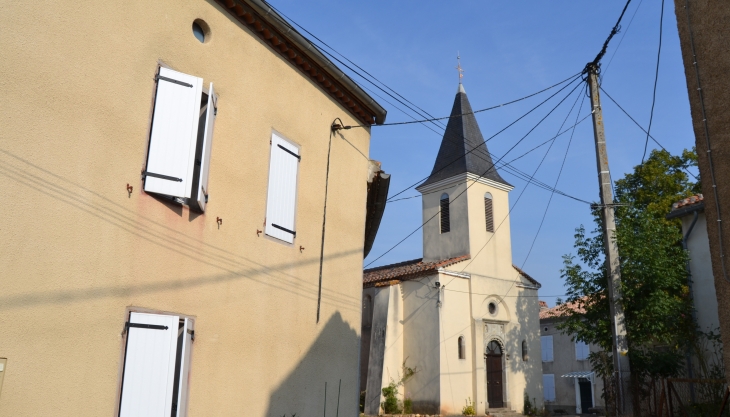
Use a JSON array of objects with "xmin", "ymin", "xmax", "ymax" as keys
[{"xmin": 271, "ymin": 0, "xmax": 697, "ymax": 306}]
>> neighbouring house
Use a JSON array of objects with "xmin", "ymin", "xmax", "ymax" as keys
[
  {"xmin": 360, "ymin": 82, "xmax": 544, "ymax": 416},
  {"xmin": 539, "ymin": 301, "xmax": 605, "ymax": 415},
  {"xmin": 667, "ymin": 195, "xmax": 724, "ymax": 369},
  {"xmin": 0, "ymin": 1, "xmax": 387, "ymax": 416}
]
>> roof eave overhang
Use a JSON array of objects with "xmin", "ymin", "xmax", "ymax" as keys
[
  {"xmin": 416, "ymin": 172, "xmax": 514, "ymax": 194},
  {"xmin": 666, "ymin": 202, "xmax": 705, "ymax": 220},
  {"xmin": 216, "ymin": 0, "xmax": 387, "ymax": 125}
]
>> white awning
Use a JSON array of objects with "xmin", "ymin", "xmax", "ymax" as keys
[{"xmin": 562, "ymin": 371, "xmax": 594, "ymax": 378}]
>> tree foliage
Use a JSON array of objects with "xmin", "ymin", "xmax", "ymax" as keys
[{"xmin": 558, "ymin": 149, "xmax": 698, "ymax": 381}]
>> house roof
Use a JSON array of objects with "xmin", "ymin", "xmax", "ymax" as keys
[
  {"xmin": 666, "ymin": 194, "xmax": 705, "ymax": 219},
  {"xmin": 362, "ymin": 256, "xmax": 541, "ymax": 289},
  {"xmin": 539, "ymin": 299, "xmax": 586, "ymax": 320},
  {"xmin": 216, "ymin": 0, "xmax": 387, "ymax": 125},
  {"xmin": 363, "ymin": 256, "xmax": 470, "ymax": 287},
  {"xmin": 418, "ymin": 84, "xmax": 510, "ymax": 188}
]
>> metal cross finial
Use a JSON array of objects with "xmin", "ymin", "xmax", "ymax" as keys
[{"xmin": 456, "ymin": 53, "xmax": 464, "ymax": 83}]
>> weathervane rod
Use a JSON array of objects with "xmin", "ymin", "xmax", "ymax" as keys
[{"xmin": 456, "ymin": 52, "xmax": 464, "ymax": 84}]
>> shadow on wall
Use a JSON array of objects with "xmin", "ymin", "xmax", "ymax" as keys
[
  {"xmin": 505, "ymin": 288, "xmax": 541, "ymax": 413},
  {"xmin": 265, "ymin": 312, "xmax": 361, "ymax": 417}
]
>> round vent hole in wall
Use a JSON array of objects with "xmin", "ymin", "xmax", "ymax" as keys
[{"xmin": 488, "ymin": 302, "xmax": 497, "ymax": 315}]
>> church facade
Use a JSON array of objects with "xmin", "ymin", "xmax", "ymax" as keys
[{"xmin": 360, "ymin": 84, "xmax": 543, "ymax": 415}]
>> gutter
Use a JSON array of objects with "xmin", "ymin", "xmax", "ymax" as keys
[{"xmin": 244, "ymin": 0, "xmax": 387, "ymax": 124}]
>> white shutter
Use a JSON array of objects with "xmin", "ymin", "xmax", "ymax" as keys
[
  {"xmin": 174, "ymin": 318, "xmax": 194, "ymax": 417},
  {"xmin": 265, "ymin": 133, "xmax": 300, "ymax": 243},
  {"xmin": 196, "ymin": 83, "xmax": 217, "ymax": 211},
  {"xmin": 576, "ymin": 340, "xmax": 589, "ymax": 360},
  {"xmin": 119, "ymin": 312, "xmax": 180, "ymax": 417},
  {"xmin": 144, "ymin": 67, "xmax": 202, "ymax": 199},
  {"xmin": 543, "ymin": 374, "xmax": 556, "ymax": 402},
  {"xmin": 541, "ymin": 336, "xmax": 554, "ymax": 362}
]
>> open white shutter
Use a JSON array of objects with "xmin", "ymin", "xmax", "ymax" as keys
[
  {"xmin": 543, "ymin": 374, "xmax": 556, "ymax": 402},
  {"xmin": 265, "ymin": 133, "xmax": 300, "ymax": 243},
  {"xmin": 144, "ymin": 67, "xmax": 202, "ymax": 199},
  {"xmin": 119, "ymin": 312, "xmax": 180, "ymax": 417},
  {"xmin": 174, "ymin": 318, "xmax": 194, "ymax": 417},
  {"xmin": 196, "ymin": 83, "xmax": 216, "ymax": 212}
]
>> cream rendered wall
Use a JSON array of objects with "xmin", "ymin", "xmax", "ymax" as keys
[
  {"xmin": 421, "ymin": 182, "xmax": 471, "ymax": 262},
  {"xmin": 0, "ymin": 1, "xmax": 372, "ymax": 416},
  {"xmin": 437, "ymin": 273, "xmax": 474, "ymax": 415},
  {"xmin": 381, "ymin": 285, "xmax": 405, "ymax": 405},
  {"xmin": 683, "ymin": 213, "xmax": 721, "ymax": 334},
  {"xmin": 402, "ymin": 277, "xmax": 441, "ymax": 414}
]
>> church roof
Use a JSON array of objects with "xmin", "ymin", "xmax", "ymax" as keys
[
  {"xmin": 419, "ymin": 84, "xmax": 510, "ymax": 188},
  {"xmin": 363, "ymin": 256, "xmax": 470, "ymax": 287},
  {"xmin": 363, "ymin": 256, "xmax": 541, "ymax": 289}
]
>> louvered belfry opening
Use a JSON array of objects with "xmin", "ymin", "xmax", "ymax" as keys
[
  {"xmin": 440, "ymin": 194, "xmax": 450, "ymax": 233},
  {"xmin": 484, "ymin": 192, "xmax": 494, "ymax": 233}
]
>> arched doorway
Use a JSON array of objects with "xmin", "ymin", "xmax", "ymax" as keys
[{"xmin": 486, "ymin": 340, "xmax": 504, "ymax": 408}]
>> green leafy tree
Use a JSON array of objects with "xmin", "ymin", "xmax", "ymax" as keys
[{"xmin": 558, "ymin": 149, "xmax": 698, "ymax": 411}]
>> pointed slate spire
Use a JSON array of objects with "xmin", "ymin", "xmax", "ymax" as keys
[{"xmin": 420, "ymin": 84, "xmax": 510, "ymax": 188}]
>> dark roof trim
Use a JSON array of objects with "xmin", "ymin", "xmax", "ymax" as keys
[
  {"xmin": 666, "ymin": 202, "xmax": 705, "ymax": 220},
  {"xmin": 216, "ymin": 0, "xmax": 387, "ymax": 125},
  {"xmin": 513, "ymin": 265, "xmax": 541, "ymax": 288},
  {"xmin": 364, "ymin": 170, "xmax": 391, "ymax": 258}
]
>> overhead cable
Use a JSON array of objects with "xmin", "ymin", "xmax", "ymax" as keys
[{"xmin": 641, "ymin": 0, "xmax": 665, "ymax": 166}]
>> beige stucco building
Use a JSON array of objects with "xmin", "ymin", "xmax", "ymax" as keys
[
  {"xmin": 0, "ymin": 1, "xmax": 387, "ymax": 416},
  {"xmin": 360, "ymin": 84, "xmax": 543, "ymax": 415}
]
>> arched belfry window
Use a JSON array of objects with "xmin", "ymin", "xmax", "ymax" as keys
[
  {"xmin": 440, "ymin": 193, "xmax": 450, "ymax": 233},
  {"xmin": 458, "ymin": 336, "xmax": 466, "ymax": 359},
  {"xmin": 484, "ymin": 192, "xmax": 494, "ymax": 233},
  {"xmin": 522, "ymin": 340, "xmax": 528, "ymax": 361}
]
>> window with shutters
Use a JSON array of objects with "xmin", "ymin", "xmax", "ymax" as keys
[
  {"xmin": 575, "ymin": 340, "xmax": 590, "ymax": 361},
  {"xmin": 543, "ymin": 374, "xmax": 556, "ymax": 402},
  {"xmin": 143, "ymin": 66, "xmax": 217, "ymax": 212},
  {"xmin": 458, "ymin": 336, "xmax": 466, "ymax": 359},
  {"xmin": 484, "ymin": 192, "xmax": 494, "ymax": 232},
  {"xmin": 265, "ymin": 132, "xmax": 300, "ymax": 244},
  {"xmin": 117, "ymin": 311, "xmax": 194, "ymax": 417},
  {"xmin": 440, "ymin": 193, "xmax": 450, "ymax": 233},
  {"xmin": 541, "ymin": 335, "xmax": 553, "ymax": 362}
]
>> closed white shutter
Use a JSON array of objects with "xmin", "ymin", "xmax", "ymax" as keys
[
  {"xmin": 541, "ymin": 336, "xmax": 554, "ymax": 362},
  {"xmin": 265, "ymin": 133, "xmax": 300, "ymax": 243},
  {"xmin": 144, "ymin": 67, "xmax": 203, "ymax": 199},
  {"xmin": 543, "ymin": 374, "xmax": 556, "ymax": 402},
  {"xmin": 575, "ymin": 340, "xmax": 589, "ymax": 360},
  {"xmin": 119, "ymin": 312, "xmax": 180, "ymax": 417},
  {"xmin": 196, "ymin": 83, "xmax": 217, "ymax": 211}
]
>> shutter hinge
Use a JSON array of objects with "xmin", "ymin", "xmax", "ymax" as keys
[
  {"xmin": 126, "ymin": 322, "xmax": 169, "ymax": 331},
  {"xmin": 272, "ymin": 223, "xmax": 296, "ymax": 236},
  {"xmin": 214, "ymin": 107, "xmax": 217, "ymax": 116},
  {"xmin": 155, "ymin": 74, "xmax": 193, "ymax": 88},
  {"xmin": 187, "ymin": 328, "xmax": 195, "ymax": 341},
  {"xmin": 142, "ymin": 170, "xmax": 183, "ymax": 182},
  {"xmin": 277, "ymin": 144, "xmax": 301, "ymax": 160}
]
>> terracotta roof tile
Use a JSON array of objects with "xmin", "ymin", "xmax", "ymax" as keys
[
  {"xmin": 672, "ymin": 194, "xmax": 704, "ymax": 211},
  {"xmin": 363, "ymin": 255, "xmax": 470, "ymax": 287},
  {"xmin": 539, "ymin": 298, "xmax": 586, "ymax": 320}
]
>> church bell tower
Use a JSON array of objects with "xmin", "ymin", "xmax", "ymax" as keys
[{"xmin": 416, "ymin": 83, "xmax": 515, "ymax": 277}]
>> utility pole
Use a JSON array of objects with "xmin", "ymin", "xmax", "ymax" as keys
[{"xmin": 587, "ymin": 63, "xmax": 632, "ymax": 415}]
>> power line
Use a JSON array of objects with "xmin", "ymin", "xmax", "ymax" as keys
[
  {"xmin": 641, "ymin": 0, "xmax": 665, "ymax": 166},
  {"xmin": 601, "ymin": 0, "xmax": 644, "ymax": 82},
  {"xmin": 374, "ymin": 73, "xmax": 580, "ymax": 126},
  {"xmin": 365, "ymin": 81, "xmax": 584, "ymax": 268},
  {"xmin": 598, "ymin": 86, "xmax": 698, "ymax": 180},
  {"xmin": 586, "ymin": 0, "xmax": 634, "ymax": 72},
  {"xmin": 385, "ymin": 75, "xmax": 582, "ymax": 202}
]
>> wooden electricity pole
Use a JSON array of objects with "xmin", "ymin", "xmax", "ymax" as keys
[{"xmin": 587, "ymin": 63, "xmax": 632, "ymax": 415}]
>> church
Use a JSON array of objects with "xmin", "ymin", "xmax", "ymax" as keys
[{"xmin": 360, "ymin": 83, "xmax": 544, "ymax": 415}]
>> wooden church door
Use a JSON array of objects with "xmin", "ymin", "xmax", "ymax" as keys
[{"xmin": 486, "ymin": 341, "xmax": 504, "ymax": 408}]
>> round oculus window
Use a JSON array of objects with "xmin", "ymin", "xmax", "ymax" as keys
[
  {"xmin": 488, "ymin": 302, "xmax": 497, "ymax": 315},
  {"xmin": 192, "ymin": 19, "xmax": 210, "ymax": 43}
]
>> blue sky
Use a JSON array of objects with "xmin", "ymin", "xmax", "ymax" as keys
[{"xmin": 272, "ymin": 1, "xmax": 696, "ymax": 306}]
